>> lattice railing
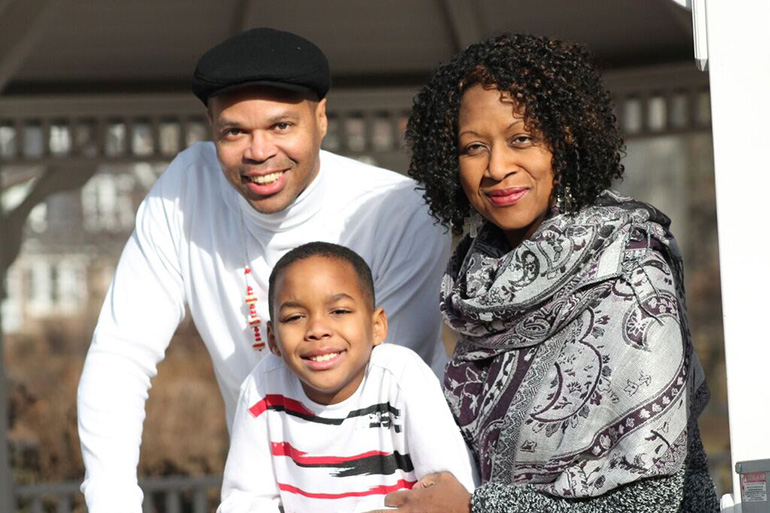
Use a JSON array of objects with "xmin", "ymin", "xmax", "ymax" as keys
[
  {"xmin": 15, "ymin": 475, "xmax": 222, "ymax": 513},
  {"xmin": 604, "ymin": 62, "xmax": 711, "ymax": 138},
  {"xmin": 0, "ymin": 94, "xmax": 210, "ymax": 165},
  {"xmin": 0, "ymin": 63, "xmax": 710, "ymax": 172},
  {"xmin": 0, "ymin": 90, "xmax": 417, "ymax": 172}
]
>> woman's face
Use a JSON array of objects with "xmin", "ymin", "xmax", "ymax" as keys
[{"xmin": 458, "ymin": 84, "xmax": 554, "ymax": 248}]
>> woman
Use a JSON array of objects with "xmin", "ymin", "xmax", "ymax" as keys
[{"xmin": 379, "ymin": 34, "xmax": 718, "ymax": 512}]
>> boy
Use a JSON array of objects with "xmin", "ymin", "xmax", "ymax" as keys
[{"xmin": 218, "ymin": 242, "xmax": 478, "ymax": 513}]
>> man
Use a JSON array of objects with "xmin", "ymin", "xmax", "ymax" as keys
[{"xmin": 77, "ymin": 28, "xmax": 449, "ymax": 513}]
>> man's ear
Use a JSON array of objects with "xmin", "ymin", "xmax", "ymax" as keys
[
  {"xmin": 267, "ymin": 321, "xmax": 281, "ymax": 356},
  {"xmin": 371, "ymin": 307, "xmax": 388, "ymax": 346},
  {"xmin": 316, "ymin": 98, "xmax": 328, "ymax": 139}
]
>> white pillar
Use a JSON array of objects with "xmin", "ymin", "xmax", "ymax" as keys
[
  {"xmin": 0, "ymin": 275, "xmax": 14, "ymax": 513},
  {"xmin": 705, "ymin": 0, "xmax": 770, "ymax": 509}
]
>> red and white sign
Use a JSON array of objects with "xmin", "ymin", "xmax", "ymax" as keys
[{"xmin": 741, "ymin": 472, "xmax": 768, "ymax": 503}]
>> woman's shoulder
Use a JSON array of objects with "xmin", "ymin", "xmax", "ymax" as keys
[{"xmin": 581, "ymin": 190, "xmax": 683, "ymax": 284}]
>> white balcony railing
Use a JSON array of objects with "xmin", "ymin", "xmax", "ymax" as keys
[{"xmin": 15, "ymin": 474, "xmax": 222, "ymax": 513}]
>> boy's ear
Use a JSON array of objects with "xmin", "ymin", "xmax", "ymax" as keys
[
  {"xmin": 371, "ymin": 307, "xmax": 388, "ymax": 346},
  {"xmin": 267, "ymin": 321, "xmax": 281, "ymax": 356}
]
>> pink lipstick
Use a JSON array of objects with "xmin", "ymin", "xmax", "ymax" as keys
[{"xmin": 486, "ymin": 187, "xmax": 528, "ymax": 206}]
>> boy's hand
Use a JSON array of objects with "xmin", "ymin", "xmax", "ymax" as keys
[{"xmin": 365, "ymin": 472, "xmax": 472, "ymax": 513}]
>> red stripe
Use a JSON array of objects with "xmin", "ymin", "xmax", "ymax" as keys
[
  {"xmin": 248, "ymin": 395, "xmax": 316, "ymax": 418},
  {"xmin": 271, "ymin": 441, "xmax": 392, "ymax": 465},
  {"xmin": 278, "ymin": 479, "xmax": 415, "ymax": 499}
]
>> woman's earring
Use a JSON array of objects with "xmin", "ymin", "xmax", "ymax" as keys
[
  {"xmin": 556, "ymin": 183, "xmax": 574, "ymax": 213},
  {"xmin": 464, "ymin": 210, "xmax": 483, "ymax": 238},
  {"xmin": 558, "ymin": 150, "xmax": 579, "ymax": 213}
]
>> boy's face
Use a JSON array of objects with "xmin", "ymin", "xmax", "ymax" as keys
[{"xmin": 267, "ymin": 255, "xmax": 387, "ymax": 405}]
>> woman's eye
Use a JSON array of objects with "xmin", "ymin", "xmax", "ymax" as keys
[
  {"xmin": 461, "ymin": 143, "xmax": 485, "ymax": 155},
  {"xmin": 510, "ymin": 135, "xmax": 534, "ymax": 147}
]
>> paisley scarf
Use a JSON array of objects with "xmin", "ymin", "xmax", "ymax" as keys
[{"xmin": 442, "ymin": 190, "xmax": 708, "ymax": 497}]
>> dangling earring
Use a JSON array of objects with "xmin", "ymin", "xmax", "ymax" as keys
[
  {"xmin": 558, "ymin": 148, "xmax": 579, "ymax": 214},
  {"xmin": 464, "ymin": 210, "xmax": 483, "ymax": 238},
  {"xmin": 556, "ymin": 182, "xmax": 575, "ymax": 213}
]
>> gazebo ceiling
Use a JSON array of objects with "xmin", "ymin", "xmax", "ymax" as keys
[{"xmin": 2, "ymin": 0, "xmax": 695, "ymax": 95}]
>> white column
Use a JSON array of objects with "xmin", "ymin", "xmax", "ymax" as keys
[
  {"xmin": 705, "ymin": 0, "xmax": 770, "ymax": 510},
  {"xmin": 0, "ymin": 275, "xmax": 14, "ymax": 513}
]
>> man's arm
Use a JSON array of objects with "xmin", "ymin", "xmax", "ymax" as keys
[
  {"xmin": 370, "ymin": 185, "xmax": 451, "ymax": 373},
  {"xmin": 77, "ymin": 169, "xmax": 187, "ymax": 513}
]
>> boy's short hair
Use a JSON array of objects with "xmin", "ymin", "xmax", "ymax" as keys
[{"xmin": 268, "ymin": 242, "xmax": 375, "ymax": 317}]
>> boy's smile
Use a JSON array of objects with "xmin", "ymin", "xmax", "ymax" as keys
[{"xmin": 267, "ymin": 255, "xmax": 387, "ymax": 405}]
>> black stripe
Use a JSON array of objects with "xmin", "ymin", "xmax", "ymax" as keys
[
  {"xmin": 286, "ymin": 451, "xmax": 414, "ymax": 477},
  {"xmin": 332, "ymin": 451, "xmax": 414, "ymax": 477},
  {"xmin": 268, "ymin": 401, "xmax": 402, "ymax": 427}
]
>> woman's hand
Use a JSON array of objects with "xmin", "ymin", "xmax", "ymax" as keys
[{"xmin": 366, "ymin": 472, "xmax": 472, "ymax": 513}]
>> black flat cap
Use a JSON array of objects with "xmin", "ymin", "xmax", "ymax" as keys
[{"xmin": 192, "ymin": 27, "xmax": 330, "ymax": 105}]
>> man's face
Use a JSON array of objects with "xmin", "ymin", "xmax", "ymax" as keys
[
  {"xmin": 267, "ymin": 256, "xmax": 387, "ymax": 405},
  {"xmin": 208, "ymin": 87, "xmax": 327, "ymax": 214}
]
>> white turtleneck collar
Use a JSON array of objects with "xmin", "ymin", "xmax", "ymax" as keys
[{"xmin": 238, "ymin": 151, "xmax": 329, "ymax": 233}]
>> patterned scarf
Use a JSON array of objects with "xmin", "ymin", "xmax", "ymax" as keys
[{"xmin": 442, "ymin": 191, "xmax": 707, "ymax": 496}]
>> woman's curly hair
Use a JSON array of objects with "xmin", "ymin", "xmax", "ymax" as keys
[{"xmin": 406, "ymin": 33, "xmax": 625, "ymax": 234}]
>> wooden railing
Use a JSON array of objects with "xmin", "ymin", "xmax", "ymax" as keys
[
  {"xmin": 15, "ymin": 475, "xmax": 222, "ymax": 513},
  {"xmin": 0, "ymin": 89, "xmax": 417, "ymax": 174},
  {"xmin": 0, "ymin": 63, "xmax": 710, "ymax": 173},
  {"xmin": 604, "ymin": 62, "xmax": 711, "ymax": 139}
]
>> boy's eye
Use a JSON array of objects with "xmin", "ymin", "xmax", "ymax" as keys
[
  {"xmin": 331, "ymin": 308, "xmax": 351, "ymax": 315},
  {"xmin": 280, "ymin": 314, "xmax": 304, "ymax": 323}
]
